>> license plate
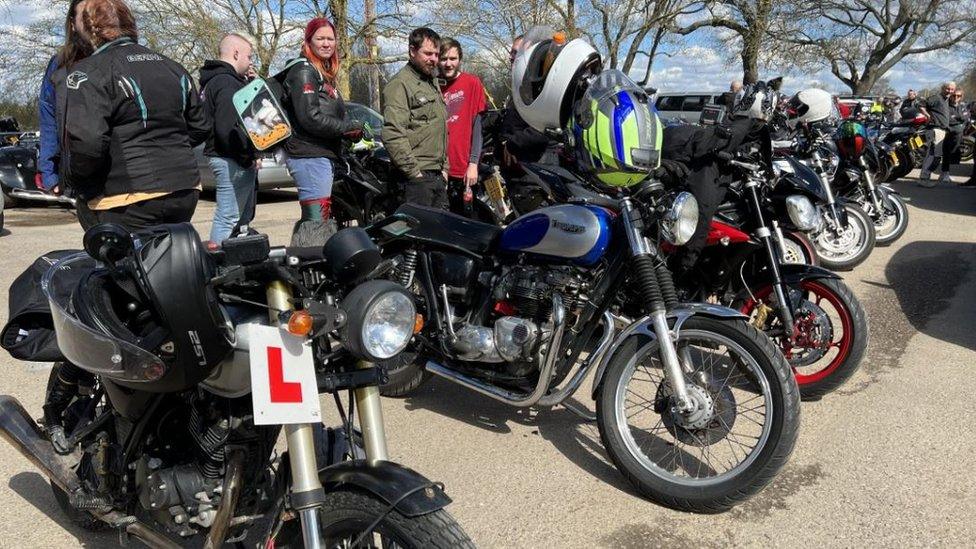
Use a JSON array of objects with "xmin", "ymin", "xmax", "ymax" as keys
[
  {"xmin": 888, "ymin": 151, "xmax": 899, "ymax": 167},
  {"xmin": 910, "ymin": 136, "xmax": 924, "ymax": 149},
  {"xmin": 248, "ymin": 325, "xmax": 322, "ymax": 425},
  {"xmin": 484, "ymin": 173, "xmax": 507, "ymax": 202}
]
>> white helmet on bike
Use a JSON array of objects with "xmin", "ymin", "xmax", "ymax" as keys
[
  {"xmin": 785, "ymin": 88, "xmax": 836, "ymax": 129},
  {"xmin": 511, "ymin": 26, "xmax": 602, "ymax": 133}
]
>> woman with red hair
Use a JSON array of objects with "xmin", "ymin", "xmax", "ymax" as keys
[{"xmin": 282, "ymin": 17, "xmax": 364, "ymax": 245}]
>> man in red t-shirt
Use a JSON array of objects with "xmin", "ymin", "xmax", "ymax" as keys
[{"xmin": 438, "ymin": 37, "xmax": 487, "ymax": 217}]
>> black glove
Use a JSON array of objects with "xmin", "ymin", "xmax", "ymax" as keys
[{"xmin": 653, "ymin": 159, "xmax": 690, "ymax": 187}]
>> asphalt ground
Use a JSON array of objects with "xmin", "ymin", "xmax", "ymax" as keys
[{"xmin": 0, "ymin": 163, "xmax": 974, "ymax": 547}]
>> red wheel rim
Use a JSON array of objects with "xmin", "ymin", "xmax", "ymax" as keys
[{"xmin": 740, "ymin": 280, "xmax": 854, "ymax": 385}]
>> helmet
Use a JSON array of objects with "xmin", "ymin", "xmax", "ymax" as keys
[
  {"xmin": 785, "ymin": 88, "xmax": 836, "ymax": 128},
  {"xmin": 569, "ymin": 69, "xmax": 663, "ymax": 187},
  {"xmin": 512, "ymin": 26, "xmax": 601, "ymax": 132},
  {"xmin": 46, "ymin": 223, "xmax": 234, "ymax": 392},
  {"xmin": 730, "ymin": 81, "xmax": 778, "ymax": 121},
  {"xmin": 835, "ymin": 120, "xmax": 868, "ymax": 159}
]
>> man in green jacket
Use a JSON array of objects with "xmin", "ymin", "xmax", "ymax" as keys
[{"xmin": 383, "ymin": 27, "xmax": 449, "ymax": 209}]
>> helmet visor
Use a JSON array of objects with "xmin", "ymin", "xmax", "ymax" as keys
[{"xmin": 42, "ymin": 253, "xmax": 167, "ymax": 383}]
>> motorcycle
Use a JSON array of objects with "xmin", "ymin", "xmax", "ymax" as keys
[
  {"xmin": 959, "ymin": 119, "xmax": 974, "ymax": 163},
  {"xmin": 776, "ymin": 126, "xmax": 876, "ymax": 271},
  {"xmin": 832, "ymin": 121, "xmax": 909, "ymax": 246},
  {"xmin": 663, "ymin": 151, "xmax": 868, "ymax": 400},
  {"xmin": 370, "ymin": 178, "xmax": 800, "ymax": 513},
  {"xmin": 0, "ymin": 224, "xmax": 472, "ymax": 548},
  {"xmin": 878, "ymin": 114, "xmax": 930, "ymax": 182}
]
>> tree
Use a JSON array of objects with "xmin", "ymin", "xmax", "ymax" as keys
[
  {"xmin": 672, "ymin": 0, "xmax": 790, "ymax": 84},
  {"xmin": 784, "ymin": 0, "xmax": 976, "ymax": 95}
]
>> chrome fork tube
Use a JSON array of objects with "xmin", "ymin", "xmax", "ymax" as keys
[
  {"xmin": 860, "ymin": 158, "xmax": 884, "ymax": 213},
  {"xmin": 267, "ymin": 281, "xmax": 324, "ymax": 549},
  {"xmin": 354, "ymin": 360, "xmax": 389, "ymax": 463}
]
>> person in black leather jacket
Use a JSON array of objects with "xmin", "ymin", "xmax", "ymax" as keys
[
  {"xmin": 281, "ymin": 17, "xmax": 363, "ymax": 246},
  {"xmin": 62, "ymin": 0, "xmax": 210, "ymax": 229}
]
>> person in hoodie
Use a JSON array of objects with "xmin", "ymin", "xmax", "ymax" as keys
[
  {"xmin": 62, "ymin": 0, "xmax": 210, "ymax": 228},
  {"xmin": 199, "ymin": 33, "xmax": 259, "ymax": 243},
  {"xmin": 280, "ymin": 17, "xmax": 364, "ymax": 246}
]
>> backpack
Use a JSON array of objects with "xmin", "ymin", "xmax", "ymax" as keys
[{"xmin": 231, "ymin": 58, "xmax": 307, "ymax": 151}]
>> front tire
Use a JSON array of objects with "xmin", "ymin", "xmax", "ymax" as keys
[
  {"xmin": 274, "ymin": 489, "xmax": 474, "ymax": 548},
  {"xmin": 781, "ymin": 231, "xmax": 818, "ymax": 265},
  {"xmin": 812, "ymin": 204, "xmax": 875, "ymax": 271},
  {"xmin": 872, "ymin": 192, "xmax": 909, "ymax": 246},
  {"xmin": 595, "ymin": 316, "xmax": 800, "ymax": 513}
]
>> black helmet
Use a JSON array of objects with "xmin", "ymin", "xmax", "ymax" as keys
[{"xmin": 52, "ymin": 223, "xmax": 233, "ymax": 393}]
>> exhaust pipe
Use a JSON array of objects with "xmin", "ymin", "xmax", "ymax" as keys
[
  {"xmin": 8, "ymin": 189, "xmax": 77, "ymax": 206},
  {"xmin": 0, "ymin": 395, "xmax": 81, "ymax": 494}
]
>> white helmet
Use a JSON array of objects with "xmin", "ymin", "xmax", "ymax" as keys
[
  {"xmin": 785, "ymin": 88, "xmax": 836, "ymax": 129},
  {"xmin": 511, "ymin": 26, "xmax": 601, "ymax": 133}
]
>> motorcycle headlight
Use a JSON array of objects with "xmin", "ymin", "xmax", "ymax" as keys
[
  {"xmin": 785, "ymin": 195, "xmax": 820, "ymax": 231},
  {"xmin": 340, "ymin": 280, "xmax": 416, "ymax": 362},
  {"xmin": 661, "ymin": 191, "xmax": 699, "ymax": 246}
]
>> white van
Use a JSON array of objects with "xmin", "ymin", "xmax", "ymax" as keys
[{"xmin": 654, "ymin": 92, "xmax": 726, "ymax": 124}]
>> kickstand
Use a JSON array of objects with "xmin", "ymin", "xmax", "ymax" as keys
[{"xmin": 562, "ymin": 400, "xmax": 596, "ymax": 422}]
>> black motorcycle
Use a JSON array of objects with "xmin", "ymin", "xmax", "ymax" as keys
[
  {"xmin": 0, "ymin": 224, "xmax": 471, "ymax": 548},
  {"xmin": 370, "ymin": 177, "xmax": 800, "ymax": 513}
]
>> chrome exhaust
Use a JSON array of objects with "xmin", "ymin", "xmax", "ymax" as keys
[
  {"xmin": 0, "ymin": 395, "xmax": 81, "ymax": 494},
  {"xmin": 537, "ymin": 310, "xmax": 615, "ymax": 407},
  {"xmin": 426, "ymin": 294, "xmax": 566, "ymax": 407},
  {"xmin": 8, "ymin": 189, "xmax": 77, "ymax": 206}
]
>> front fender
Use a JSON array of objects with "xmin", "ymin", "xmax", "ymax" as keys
[
  {"xmin": 318, "ymin": 460, "xmax": 451, "ymax": 517},
  {"xmin": 591, "ymin": 304, "xmax": 747, "ymax": 398},
  {"xmin": 748, "ymin": 263, "xmax": 841, "ymax": 288}
]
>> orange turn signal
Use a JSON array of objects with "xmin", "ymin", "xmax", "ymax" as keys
[
  {"xmin": 413, "ymin": 314, "xmax": 425, "ymax": 334},
  {"xmin": 287, "ymin": 310, "xmax": 314, "ymax": 337}
]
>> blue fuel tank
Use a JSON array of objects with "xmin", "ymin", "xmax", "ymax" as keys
[{"xmin": 498, "ymin": 204, "xmax": 613, "ymax": 266}]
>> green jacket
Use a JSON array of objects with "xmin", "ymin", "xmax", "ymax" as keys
[{"xmin": 382, "ymin": 62, "xmax": 448, "ymax": 177}]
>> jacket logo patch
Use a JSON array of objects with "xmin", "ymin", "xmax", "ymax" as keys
[
  {"xmin": 302, "ymin": 83, "xmax": 315, "ymax": 94},
  {"xmin": 67, "ymin": 71, "xmax": 88, "ymax": 90},
  {"xmin": 126, "ymin": 53, "xmax": 163, "ymax": 62}
]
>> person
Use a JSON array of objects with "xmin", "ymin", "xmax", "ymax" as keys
[
  {"xmin": 38, "ymin": 0, "xmax": 96, "ymax": 228},
  {"xmin": 199, "ymin": 33, "xmax": 259, "ymax": 244},
  {"xmin": 382, "ymin": 27, "xmax": 449, "ymax": 209},
  {"xmin": 900, "ymin": 89, "xmax": 920, "ymax": 120},
  {"xmin": 438, "ymin": 37, "xmax": 487, "ymax": 217},
  {"xmin": 942, "ymin": 88, "xmax": 970, "ymax": 184},
  {"xmin": 61, "ymin": 0, "xmax": 210, "ymax": 228},
  {"xmin": 280, "ymin": 17, "xmax": 363, "ymax": 246},
  {"xmin": 918, "ymin": 81, "xmax": 956, "ymax": 186}
]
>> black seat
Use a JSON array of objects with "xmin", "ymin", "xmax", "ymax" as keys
[{"xmin": 395, "ymin": 203, "xmax": 501, "ymax": 255}]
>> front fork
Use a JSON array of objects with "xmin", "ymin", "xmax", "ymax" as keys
[
  {"xmin": 620, "ymin": 199, "xmax": 695, "ymax": 413},
  {"xmin": 858, "ymin": 158, "xmax": 885, "ymax": 216},
  {"xmin": 266, "ymin": 282, "xmax": 389, "ymax": 549},
  {"xmin": 810, "ymin": 150, "xmax": 845, "ymax": 230}
]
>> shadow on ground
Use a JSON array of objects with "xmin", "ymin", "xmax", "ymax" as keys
[
  {"xmin": 8, "ymin": 472, "xmax": 119, "ymax": 547},
  {"xmin": 892, "ymin": 164, "xmax": 976, "ymax": 218},
  {"xmin": 883, "ymin": 240, "xmax": 976, "ymax": 351}
]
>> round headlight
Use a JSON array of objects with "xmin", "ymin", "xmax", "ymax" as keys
[
  {"xmin": 785, "ymin": 195, "xmax": 820, "ymax": 231},
  {"xmin": 361, "ymin": 292, "xmax": 415, "ymax": 360},
  {"xmin": 661, "ymin": 192, "xmax": 699, "ymax": 246},
  {"xmin": 340, "ymin": 280, "xmax": 416, "ymax": 362}
]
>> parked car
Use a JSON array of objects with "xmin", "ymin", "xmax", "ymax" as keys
[
  {"xmin": 197, "ymin": 101, "xmax": 385, "ymax": 191},
  {"xmin": 654, "ymin": 91, "xmax": 725, "ymax": 124}
]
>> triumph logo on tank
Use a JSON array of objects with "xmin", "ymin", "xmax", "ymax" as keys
[{"xmin": 551, "ymin": 219, "xmax": 585, "ymax": 233}]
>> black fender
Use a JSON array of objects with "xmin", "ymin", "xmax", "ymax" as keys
[
  {"xmin": 746, "ymin": 262, "xmax": 840, "ymax": 290},
  {"xmin": 318, "ymin": 459, "xmax": 451, "ymax": 517},
  {"xmin": 590, "ymin": 304, "xmax": 748, "ymax": 398}
]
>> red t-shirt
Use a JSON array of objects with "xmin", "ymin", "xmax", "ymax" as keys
[{"xmin": 441, "ymin": 72, "xmax": 487, "ymax": 178}]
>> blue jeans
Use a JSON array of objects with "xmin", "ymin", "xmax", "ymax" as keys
[
  {"xmin": 286, "ymin": 157, "xmax": 334, "ymax": 202},
  {"xmin": 209, "ymin": 157, "xmax": 257, "ymax": 243}
]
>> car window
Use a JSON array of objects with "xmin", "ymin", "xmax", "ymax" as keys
[
  {"xmin": 655, "ymin": 96, "xmax": 685, "ymax": 112},
  {"xmin": 346, "ymin": 103, "xmax": 384, "ymax": 137},
  {"xmin": 681, "ymin": 96, "xmax": 709, "ymax": 112}
]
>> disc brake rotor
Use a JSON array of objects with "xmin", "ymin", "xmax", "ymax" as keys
[
  {"xmin": 656, "ymin": 383, "xmax": 736, "ymax": 446},
  {"xmin": 785, "ymin": 299, "xmax": 833, "ymax": 367}
]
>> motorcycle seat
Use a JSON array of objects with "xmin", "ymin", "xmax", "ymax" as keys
[{"xmin": 395, "ymin": 203, "xmax": 501, "ymax": 255}]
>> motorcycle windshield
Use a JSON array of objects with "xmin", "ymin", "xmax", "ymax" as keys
[{"xmin": 42, "ymin": 253, "xmax": 166, "ymax": 384}]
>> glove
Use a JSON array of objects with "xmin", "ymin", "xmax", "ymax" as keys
[{"xmin": 653, "ymin": 159, "xmax": 690, "ymax": 187}]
